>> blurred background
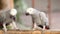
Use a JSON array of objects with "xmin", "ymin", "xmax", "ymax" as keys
[
  {"xmin": 0, "ymin": 0, "xmax": 60, "ymax": 30},
  {"xmin": 14, "ymin": 0, "xmax": 60, "ymax": 30}
]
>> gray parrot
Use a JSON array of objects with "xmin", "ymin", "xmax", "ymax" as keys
[
  {"xmin": 25, "ymin": 8, "xmax": 49, "ymax": 30},
  {"xmin": 0, "ymin": 9, "xmax": 18, "ymax": 32}
]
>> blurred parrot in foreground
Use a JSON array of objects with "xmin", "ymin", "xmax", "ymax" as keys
[
  {"xmin": 0, "ymin": 9, "xmax": 18, "ymax": 32},
  {"xmin": 25, "ymin": 8, "xmax": 50, "ymax": 30}
]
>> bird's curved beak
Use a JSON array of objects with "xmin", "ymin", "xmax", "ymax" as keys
[{"xmin": 25, "ymin": 13, "xmax": 30, "ymax": 16}]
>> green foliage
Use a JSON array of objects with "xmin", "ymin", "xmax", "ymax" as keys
[
  {"xmin": 14, "ymin": 0, "xmax": 28, "ymax": 23},
  {"xmin": 14, "ymin": 0, "xmax": 22, "ymax": 23}
]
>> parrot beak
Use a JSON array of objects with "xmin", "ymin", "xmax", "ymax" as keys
[{"xmin": 25, "ymin": 13, "xmax": 30, "ymax": 16}]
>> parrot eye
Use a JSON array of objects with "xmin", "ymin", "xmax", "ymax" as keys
[{"xmin": 30, "ymin": 10, "xmax": 32, "ymax": 11}]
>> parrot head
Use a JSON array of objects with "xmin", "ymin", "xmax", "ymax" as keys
[
  {"xmin": 26, "ymin": 8, "xmax": 35, "ymax": 15},
  {"xmin": 10, "ymin": 9, "xmax": 17, "ymax": 21}
]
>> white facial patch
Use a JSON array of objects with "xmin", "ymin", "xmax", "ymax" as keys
[
  {"xmin": 26, "ymin": 8, "xmax": 34, "ymax": 14},
  {"xmin": 10, "ymin": 9, "xmax": 17, "ymax": 16}
]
